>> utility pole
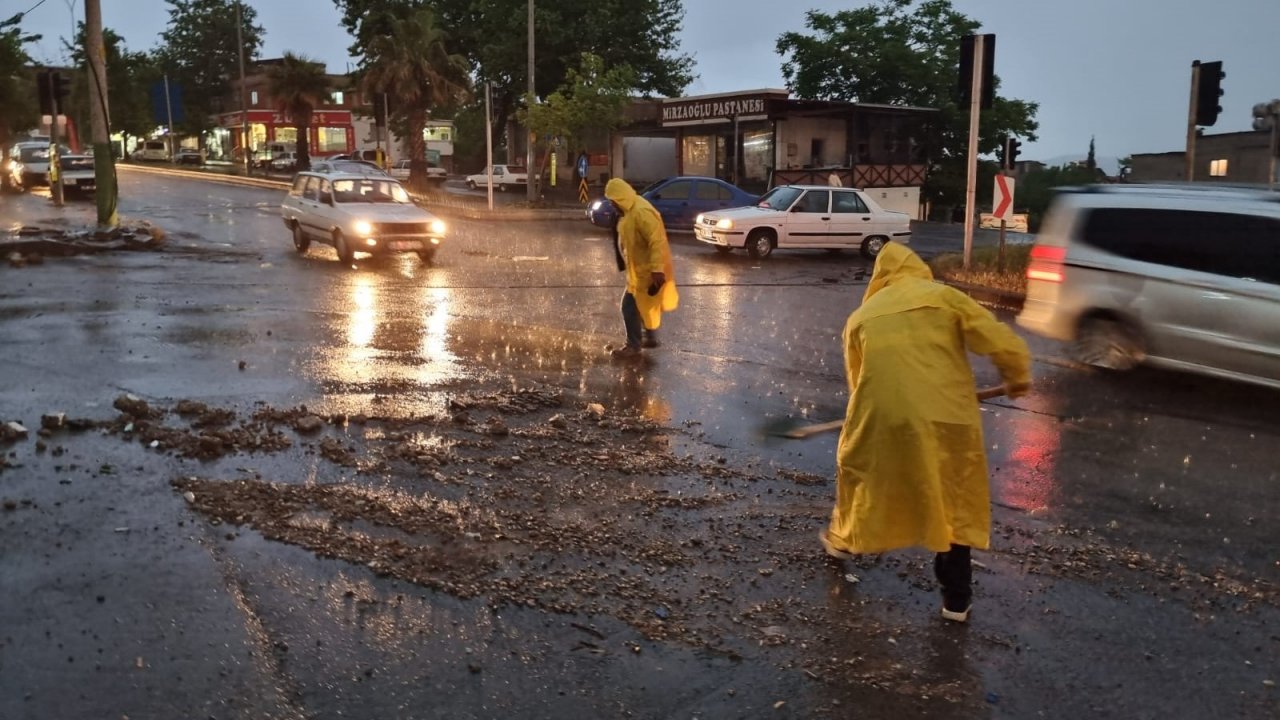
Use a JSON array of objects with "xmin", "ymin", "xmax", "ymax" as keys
[
  {"xmin": 84, "ymin": 0, "xmax": 116, "ymax": 227},
  {"xmin": 235, "ymin": 1, "xmax": 250, "ymax": 175},
  {"xmin": 526, "ymin": 0, "xmax": 536, "ymax": 202},
  {"xmin": 1185, "ymin": 61, "xmax": 1201, "ymax": 182},
  {"xmin": 485, "ymin": 81, "xmax": 495, "ymax": 211},
  {"xmin": 163, "ymin": 75, "xmax": 175, "ymax": 160}
]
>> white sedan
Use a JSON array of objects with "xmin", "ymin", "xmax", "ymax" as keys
[{"xmin": 695, "ymin": 185, "xmax": 912, "ymax": 259}]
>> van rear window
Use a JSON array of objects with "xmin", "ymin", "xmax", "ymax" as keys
[{"xmin": 1081, "ymin": 207, "xmax": 1280, "ymax": 284}]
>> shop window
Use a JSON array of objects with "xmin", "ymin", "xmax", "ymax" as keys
[
  {"xmin": 742, "ymin": 129, "xmax": 772, "ymax": 182},
  {"xmin": 331, "ymin": 91, "xmax": 345, "ymax": 106},
  {"xmin": 317, "ymin": 127, "xmax": 348, "ymax": 153},
  {"xmin": 683, "ymin": 136, "xmax": 714, "ymax": 177},
  {"xmin": 275, "ymin": 127, "xmax": 297, "ymax": 144},
  {"xmin": 1209, "ymin": 159, "xmax": 1228, "ymax": 177}
]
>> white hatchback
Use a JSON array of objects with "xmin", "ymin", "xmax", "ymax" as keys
[
  {"xmin": 280, "ymin": 171, "xmax": 446, "ymax": 264},
  {"xmin": 694, "ymin": 185, "xmax": 912, "ymax": 259}
]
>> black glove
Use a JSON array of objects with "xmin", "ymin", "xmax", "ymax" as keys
[{"xmin": 647, "ymin": 271, "xmax": 666, "ymax": 296}]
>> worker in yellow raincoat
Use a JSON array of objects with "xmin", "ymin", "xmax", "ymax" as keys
[
  {"xmin": 821, "ymin": 243, "xmax": 1031, "ymax": 623},
  {"xmin": 604, "ymin": 179, "xmax": 678, "ymax": 358}
]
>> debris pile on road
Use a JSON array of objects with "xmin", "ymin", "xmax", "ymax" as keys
[{"xmin": 1, "ymin": 222, "xmax": 168, "ymax": 267}]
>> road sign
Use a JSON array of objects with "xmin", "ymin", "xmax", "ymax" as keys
[
  {"xmin": 578, "ymin": 178, "xmax": 589, "ymax": 204},
  {"xmin": 992, "ymin": 174, "xmax": 1016, "ymax": 222},
  {"xmin": 576, "ymin": 153, "xmax": 588, "ymax": 180}
]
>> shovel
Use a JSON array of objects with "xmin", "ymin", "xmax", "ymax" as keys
[{"xmin": 771, "ymin": 385, "xmax": 1007, "ymax": 439}]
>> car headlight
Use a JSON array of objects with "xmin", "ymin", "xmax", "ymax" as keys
[
  {"xmin": 354, "ymin": 220, "xmax": 373, "ymax": 237},
  {"xmin": 430, "ymin": 219, "xmax": 446, "ymax": 235},
  {"xmin": 590, "ymin": 200, "xmax": 603, "ymax": 211},
  {"xmin": 715, "ymin": 218, "xmax": 734, "ymax": 230},
  {"xmin": 695, "ymin": 213, "xmax": 704, "ymax": 225}
]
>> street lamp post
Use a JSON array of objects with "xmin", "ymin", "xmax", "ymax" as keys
[{"xmin": 526, "ymin": 0, "xmax": 536, "ymax": 203}]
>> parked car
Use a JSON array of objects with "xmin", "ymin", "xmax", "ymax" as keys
[
  {"xmin": 465, "ymin": 164, "xmax": 533, "ymax": 192},
  {"xmin": 269, "ymin": 152, "xmax": 299, "ymax": 172},
  {"xmin": 56, "ymin": 152, "xmax": 97, "ymax": 194},
  {"xmin": 280, "ymin": 170, "xmax": 446, "ymax": 265},
  {"xmin": 694, "ymin": 184, "xmax": 912, "ymax": 259},
  {"xmin": 175, "ymin": 148, "xmax": 204, "ymax": 165},
  {"xmin": 390, "ymin": 160, "xmax": 447, "ymax": 184},
  {"xmin": 1016, "ymin": 184, "xmax": 1280, "ymax": 389},
  {"xmin": 586, "ymin": 176, "xmax": 759, "ymax": 231},
  {"xmin": 135, "ymin": 140, "xmax": 169, "ymax": 162}
]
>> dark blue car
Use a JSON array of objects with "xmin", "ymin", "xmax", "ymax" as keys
[{"xmin": 586, "ymin": 176, "xmax": 759, "ymax": 231}]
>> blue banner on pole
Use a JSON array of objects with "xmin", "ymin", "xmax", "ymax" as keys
[{"xmin": 150, "ymin": 81, "xmax": 185, "ymax": 126}]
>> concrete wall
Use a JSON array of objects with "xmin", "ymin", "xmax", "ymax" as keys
[{"xmin": 775, "ymin": 117, "xmax": 847, "ymax": 170}]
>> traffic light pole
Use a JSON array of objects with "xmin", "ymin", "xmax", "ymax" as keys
[
  {"xmin": 46, "ymin": 71, "xmax": 64, "ymax": 207},
  {"xmin": 961, "ymin": 34, "xmax": 985, "ymax": 271},
  {"xmin": 1185, "ymin": 61, "xmax": 1201, "ymax": 182}
]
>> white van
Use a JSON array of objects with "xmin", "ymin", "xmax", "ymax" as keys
[
  {"xmin": 136, "ymin": 140, "xmax": 169, "ymax": 162},
  {"xmin": 1016, "ymin": 184, "xmax": 1280, "ymax": 389}
]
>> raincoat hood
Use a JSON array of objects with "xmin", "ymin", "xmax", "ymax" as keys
[
  {"xmin": 605, "ymin": 178, "xmax": 639, "ymax": 213},
  {"xmin": 863, "ymin": 243, "xmax": 933, "ymax": 303}
]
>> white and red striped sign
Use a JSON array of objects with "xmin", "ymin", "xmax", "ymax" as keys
[{"xmin": 993, "ymin": 174, "xmax": 1016, "ymax": 221}]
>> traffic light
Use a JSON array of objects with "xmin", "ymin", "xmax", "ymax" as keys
[
  {"xmin": 51, "ymin": 71, "xmax": 71, "ymax": 116},
  {"xmin": 1007, "ymin": 137, "xmax": 1021, "ymax": 165},
  {"xmin": 958, "ymin": 34, "xmax": 996, "ymax": 110},
  {"xmin": 36, "ymin": 70, "xmax": 53, "ymax": 116},
  {"xmin": 1195, "ymin": 60, "xmax": 1225, "ymax": 127}
]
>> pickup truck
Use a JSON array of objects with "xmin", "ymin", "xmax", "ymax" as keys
[{"xmin": 465, "ymin": 164, "xmax": 535, "ymax": 192}]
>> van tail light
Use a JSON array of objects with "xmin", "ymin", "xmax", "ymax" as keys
[{"xmin": 1027, "ymin": 245, "xmax": 1066, "ymax": 283}]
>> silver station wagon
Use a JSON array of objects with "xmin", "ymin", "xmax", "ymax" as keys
[{"xmin": 280, "ymin": 171, "xmax": 446, "ymax": 265}]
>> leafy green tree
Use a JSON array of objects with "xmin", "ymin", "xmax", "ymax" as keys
[
  {"xmin": 0, "ymin": 16, "xmax": 39, "ymax": 150},
  {"xmin": 776, "ymin": 0, "xmax": 1039, "ymax": 213},
  {"xmin": 155, "ymin": 0, "xmax": 264, "ymax": 143},
  {"xmin": 519, "ymin": 53, "xmax": 634, "ymax": 157},
  {"xmin": 64, "ymin": 24, "xmax": 160, "ymax": 152},
  {"xmin": 334, "ymin": 0, "xmax": 693, "ymax": 154},
  {"xmin": 360, "ymin": 8, "xmax": 470, "ymax": 189},
  {"xmin": 267, "ymin": 53, "xmax": 330, "ymax": 170},
  {"xmin": 1018, "ymin": 164, "xmax": 1099, "ymax": 230}
]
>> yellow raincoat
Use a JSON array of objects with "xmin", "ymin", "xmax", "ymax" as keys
[
  {"xmin": 825, "ymin": 243, "xmax": 1031, "ymax": 554},
  {"xmin": 605, "ymin": 179, "xmax": 679, "ymax": 329}
]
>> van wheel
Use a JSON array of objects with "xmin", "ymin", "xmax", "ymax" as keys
[
  {"xmin": 861, "ymin": 235, "xmax": 888, "ymax": 258},
  {"xmin": 1074, "ymin": 317, "xmax": 1144, "ymax": 371},
  {"xmin": 292, "ymin": 223, "xmax": 310, "ymax": 253},
  {"xmin": 498, "ymin": 183, "xmax": 507, "ymax": 193},
  {"xmin": 467, "ymin": 180, "xmax": 477, "ymax": 190},
  {"xmin": 747, "ymin": 229, "xmax": 775, "ymax": 260},
  {"xmin": 334, "ymin": 230, "xmax": 354, "ymax": 265}
]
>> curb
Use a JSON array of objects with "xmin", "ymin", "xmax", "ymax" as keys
[
  {"xmin": 940, "ymin": 279, "xmax": 1026, "ymax": 312},
  {"xmin": 119, "ymin": 164, "xmax": 589, "ymax": 223}
]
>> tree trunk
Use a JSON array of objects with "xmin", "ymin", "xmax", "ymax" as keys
[
  {"xmin": 297, "ymin": 110, "xmax": 312, "ymax": 171},
  {"xmin": 407, "ymin": 109, "xmax": 427, "ymax": 191}
]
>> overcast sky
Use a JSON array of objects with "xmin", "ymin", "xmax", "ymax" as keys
[{"xmin": 12, "ymin": 0, "xmax": 1278, "ymax": 165}]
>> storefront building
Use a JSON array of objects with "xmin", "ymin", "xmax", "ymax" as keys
[
  {"xmin": 215, "ymin": 109, "xmax": 355, "ymax": 162},
  {"xmin": 611, "ymin": 89, "xmax": 936, "ymax": 217}
]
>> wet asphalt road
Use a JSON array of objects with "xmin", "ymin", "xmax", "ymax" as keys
[{"xmin": 1, "ymin": 169, "xmax": 1277, "ymax": 720}]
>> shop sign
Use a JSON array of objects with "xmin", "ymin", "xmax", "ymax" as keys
[{"xmin": 661, "ymin": 96, "xmax": 770, "ymax": 124}]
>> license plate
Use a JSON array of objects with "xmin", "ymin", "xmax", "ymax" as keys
[
  {"xmin": 696, "ymin": 227, "xmax": 711, "ymax": 240},
  {"xmin": 389, "ymin": 240, "xmax": 421, "ymax": 251}
]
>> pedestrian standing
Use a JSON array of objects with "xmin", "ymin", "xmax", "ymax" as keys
[
  {"xmin": 604, "ymin": 178, "xmax": 678, "ymax": 358},
  {"xmin": 820, "ymin": 243, "xmax": 1031, "ymax": 622}
]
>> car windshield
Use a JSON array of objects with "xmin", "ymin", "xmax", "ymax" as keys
[
  {"xmin": 18, "ymin": 145, "xmax": 70, "ymax": 162},
  {"xmin": 757, "ymin": 186, "xmax": 803, "ymax": 210},
  {"xmin": 332, "ymin": 179, "xmax": 410, "ymax": 204}
]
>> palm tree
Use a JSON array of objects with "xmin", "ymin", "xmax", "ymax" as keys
[
  {"xmin": 361, "ymin": 9, "xmax": 470, "ymax": 190},
  {"xmin": 267, "ymin": 52, "xmax": 330, "ymax": 171}
]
